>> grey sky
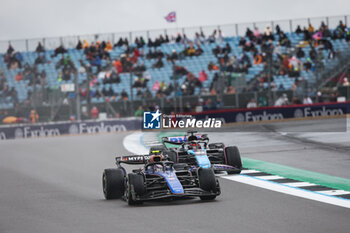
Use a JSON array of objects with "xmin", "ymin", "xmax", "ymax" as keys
[{"xmin": 0, "ymin": 0, "xmax": 349, "ymax": 41}]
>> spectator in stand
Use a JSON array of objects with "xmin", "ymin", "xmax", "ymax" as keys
[
  {"xmin": 195, "ymin": 45, "xmax": 203, "ymax": 56},
  {"xmin": 159, "ymin": 81, "xmax": 167, "ymax": 92},
  {"xmin": 142, "ymin": 88, "xmax": 152, "ymax": 98},
  {"xmin": 308, "ymin": 23, "xmax": 315, "ymax": 33},
  {"xmin": 278, "ymin": 84, "xmax": 285, "ymax": 91},
  {"xmin": 253, "ymin": 27, "xmax": 261, "ymax": 38},
  {"xmin": 274, "ymin": 93, "xmax": 289, "ymax": 106},
  {"xmin": 247, "ymin": 98, "xmax": 257, "ymax": 108},
  {"xmin": 15, "ymin": 72, "xmax": 23, "ymax": 82},
  {"xmin": 107, "ymin": 86, "xmax": 115, "ymax": 98},
  {"xmin": 101, "ymin": 87, "xmax": 108, "ymax": 97},
  {"xmin": 275, "ymin": 24, "xmax": 281, "ymax": 34},
  {"xmin": 134, "ymin": 106, "xmax": 144, "ymax": 117},
  {"xmin": 303, "ymin": 58, "xmax": 312, "ymax": 71},
  {"xmin": 244, "ymin": 27, "xmax": 252, "ymax": 39},
  {"xmin": 35, "ymin": 54, "xmax": 47, "ymax": 65},
  {"xmin": 303, "ymin": 96, "xmax": 313, "ymax": 104},
  {"xmin": 194, "ymin": 32, "xmax": 203, "ymax": 46},
  {"xmin": 342, "ymin": 77, "xmax": 350, "ymax": 86},
  {"xmin": 36, "ymin": 42, "xmax": 45, "ymax": 53},
  {"xmin": 28, "ymin": 109, "xmax": 39, "ymax": 123},
  {"xmin": 296, "ymin": 47, "xmax": 305, "ymax": 58},
  {"xmin": 185, "ymin": 44, "xmax": 196, "ymax": 56},
  {"xmin": 7, "ymin": 44, "xmax": 14, "ymax": 55},
  {"xmin": 203, "ymin": 98, "xmax": 216, "ymax": 111},
  {"xmin": 295, "ymin": 25, "xmax": 302, "ymax": 34},
  {"xmin": 208, "ymin": 30, "xmax": 216, "ymax": 43},
  {"xmin": 76, "ymin": 40, "xmax": 82, "ymax": 50},
  {"xmin": 90, "ymin": 106, "xmax": 99, "ymax": 119},
  {"xmin": 113, "ymin": 59, "xmax": 123, "ymax": 73},
  {"xmin": 212, "ymin": 45, "xmax": 221, "ymax": 56},
  {"xmin": 225, "ymin": 86, "xmax": 234, "ymax": 94},
  {"xmin": 106, "ymin": 41, "xmax": 113, "ymax": 51},
  {"xmin": 167, "ymin": 49, "xmax": 178, "ymax": 63},
  {"xmin": 263, "ymin": 26, "xmax": 274, "ymax": 40},
  {"xmin": 121, "ymin": 89, "xmax": 128, "ymax": 100},
  {"xmin": 208, "ymin": 61, "xmax": 219, "ymax": 71},
  {"xmin": 253, "ymin": 53, "xmax": 263, "ymax": 65},
  {"xmin": 239, "ymin": 37, "xmax": 246, "ymax": 47},
  {"xmin": 53, "ymin": 45, "xmax": 67, "ymax": 57},
  {"xmin": 217, "ymin": 30, "xmax": 225, "ymax": 43},
  {"xmin": 152, "ymin": 57, "xmax": 163, "ymax": 68},
  {"xmin": 152, "ymin": 80, "xmax": 160, "ymax": 92},
  {"xmin": 198, "ymin": 70, "xmax": 208, "ymax": 82}
]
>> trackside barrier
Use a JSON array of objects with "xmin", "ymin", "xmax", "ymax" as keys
[
  {"xmin": 191, "ymin": 102, "xmax": 350, "ymax": 123},
  {"xmin": 0, "ymin": 118, "xmax": 142, "ymax": 140},
  {"xmin": 1, "ymin": 102, "xmax": 349, "ymax": 140}
]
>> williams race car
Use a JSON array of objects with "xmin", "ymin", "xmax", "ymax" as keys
[
  {"xmin": 102, "ymin": 154, "xmax": 220, "ymax": 205},
  {"xmin": 150, "ymin": 131, "xmax": 242, "ymax": 174}
]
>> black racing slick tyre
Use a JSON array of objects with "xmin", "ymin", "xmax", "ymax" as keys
[
  {"xmin": 102, "ymin": 168, "xmax": 125, "ymax": 200},
  {"xmin": 225, "ymin": 146, "xmax": 242, "ymax": 174},
  {"xmin": 127, "ymin": 173, "xmax": 145, "ymax": 205},
  {"xmin": 198, "ymin": 168, "xmax": 217, "ymax": 200}
]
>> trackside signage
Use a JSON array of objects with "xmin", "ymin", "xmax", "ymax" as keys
[
  {"xmin": 143, "ymin": 110, "xmax": 222, "ymax": 130},
  {"xmin": 193, "ymin": 102, "xmax": 349, "ymax": 124},
  {"xmin": 0, "ymin": 118, "xmax": 142, "ymax": 140}
]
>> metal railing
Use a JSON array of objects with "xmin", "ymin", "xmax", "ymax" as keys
[{"xmin": 0, "ymin": 14, "xmax": 349, "ymax": 53}]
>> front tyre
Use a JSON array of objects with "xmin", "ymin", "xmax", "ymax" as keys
[
  {"xmin": 126, "ymin": 173, "xmax": 145, "ymax": 205},
  {"xmin": 225, "ymin": 146, "xmax": 242, "ymax": 174},
  {"xmin": 102, "ymin": 168, "xmax": 125, "ymax": 199},
  {"xmin": 198, "ymin": 168, "xmax": 218, "ymax": 200}
]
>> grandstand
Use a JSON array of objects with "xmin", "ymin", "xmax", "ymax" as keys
[{"xmin": 0, "ymin": 15, "xmax": 350, "ymax": 119}]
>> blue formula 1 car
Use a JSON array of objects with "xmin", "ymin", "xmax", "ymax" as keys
[
  {"xmin": 151, "ymin": 131, "xmax": 242, "ymax": 174},
  {"xmin": 102, "ymin": 154, "xmax": 220, "ymax": 205}
]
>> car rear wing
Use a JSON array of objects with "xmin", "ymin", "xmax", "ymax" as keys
[
  {"xmin": 162, "ymin": 134, "xmax": 209, "ymax": 145},
  {"xmin": 116, "ymin": 155, "xmax": 151, "ymax": 165}
]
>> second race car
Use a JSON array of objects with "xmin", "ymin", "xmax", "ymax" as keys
[{"xmin": 150, "ymin": 130, "xmax": 242, "ymax": 174}]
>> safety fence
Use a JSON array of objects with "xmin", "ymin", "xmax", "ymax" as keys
[
  {"xmin": 1, "ymin": 101, "xmax": 349, "ymax": 140},
  {"xmin": 0, "ymin": 15, "xmax": 349, "ymax": 52}
]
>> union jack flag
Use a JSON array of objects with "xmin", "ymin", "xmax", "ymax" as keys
[{"xmin": 164, "ymin": 11, "xmax": 176, "ymax": 23}]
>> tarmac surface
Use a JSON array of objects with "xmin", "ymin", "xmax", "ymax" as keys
[{"xmin": 0, "ymin": 118, "xmax": 350, "ymax": 233}]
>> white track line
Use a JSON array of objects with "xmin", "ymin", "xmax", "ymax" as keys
[
  {"xmin": 318, "ymin": 190, "xmax": 350, "ymax": 196},
  {"xmin": 223, "ymin": 175, "xmax": 350, "ymax": 209},
  {"xmin": 240, "ymin": 169, "xmax": 260, "ymax": 174},
  {"xmin": 285, "ymin": 182, "xmax": 318, "ymax": 187},
  {"xmin": 255, "ymin": 175, "xmax": 285, "ymax": 180}
]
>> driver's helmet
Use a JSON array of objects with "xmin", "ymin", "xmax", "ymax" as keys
[
  {"xmin": 149, "ymin": 154, "xmax": 162, "ymax": 163},
  {"xmin": 189, "ymin": 142, "xmax": 201, "ymax": 150}
]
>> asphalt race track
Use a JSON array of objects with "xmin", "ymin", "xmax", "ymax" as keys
[{"xmin": 1, "ymin": 119, "xmax": 350, "ymax": 233}]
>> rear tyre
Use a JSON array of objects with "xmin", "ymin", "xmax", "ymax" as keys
[
  {"xmin": 102, "ymin": 168, "xmax": 125, "ymax": 200},
  {"xmin": 225, "ymin": 146, "xmax": 242, "ymax": 174},
  {"xmin": 198, "ymin": 168, "xmax": 217, "ymax": 200},
  {"xmin": 127, "ymin": 173, "xmax": 145, "ymax": 205}
]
